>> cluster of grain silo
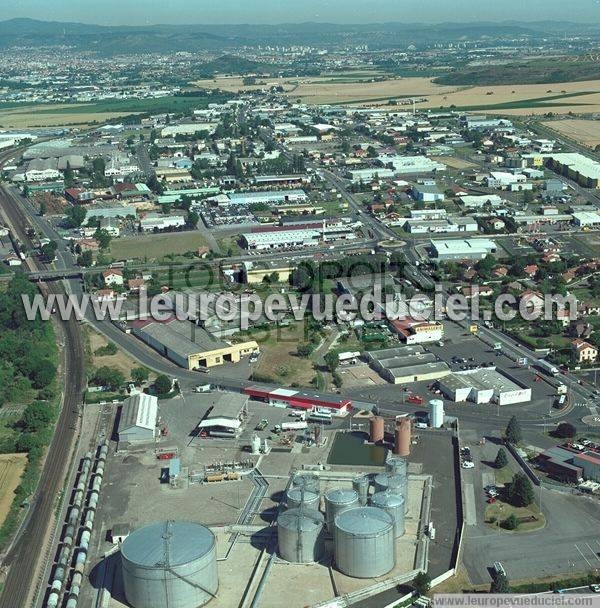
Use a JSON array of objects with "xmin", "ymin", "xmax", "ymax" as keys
[
  {"xmin": 394, "ymin": 417, "xmax": 411, "ymax": 456},
  {"xmin": 277, "ymin": 459, "xmax": 410, "ymax": 578},
  {"xmin": 121, "ymin": 520, "xmax": 219, "ymax": 608}
]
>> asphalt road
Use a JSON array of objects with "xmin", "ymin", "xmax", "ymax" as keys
[{"xmin": 0, "ymin": 183, "xmax": 85, "ymax": 608}]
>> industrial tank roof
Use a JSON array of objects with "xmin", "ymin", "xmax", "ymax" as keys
[
  {"xmin": 325, "ymin": 488, "xmax": 359, "ymax": 503},
  {"xmin": 121, "ymin": 521, "xmax": 215, "ymax": 568},
  {"xmin": 335, "ymin": 507, "xmax": 393, "ymax": 536},
  {"xmin": 278, "ymin": 508, "xmax": 324, "ymax": 531}
]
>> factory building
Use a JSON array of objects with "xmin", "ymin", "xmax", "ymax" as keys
[
  {"xmin": 381, "ymin": 155, "xmax": 447, "ymax": 175},
  {"xmin": 572, "ymin": 211, "xmax": 600, "ymax": 229},
  {"xmin": 346, "ymin": 168, "xmax": 396, "ymax": 182},
  {"xmin": 118, "ymin": 393, "xmax": 159, "ymax": 443},
  {"xmin": 403, "ymin": 216, "xmax": 478, "ymax": 235},
  {"xmin": 412, "ymin": 184, "xmax": 444, "ymax": 203},
  {"xmin": 244, "ymin": 386, "xmax": 351, "ymax": 414},
  {"xmin": 537, "ymin": 445, "xmax": 600, "ymax": 483},
  {"xmin": 430, "ymin": 238, "xmax": 497, "ymax": 261},
  {"xmin": 366, "ymin": 345, "xmax": 451, "ymax": 385},
  {"xmin": 438, "ymin": 369, "xmax": 531, "ymax": 405},
  {"xmin": 130, "ymin": 316, "xmax": 259, "ymax": 370},
  {"xmin": 139, "ymin": 213, "xmax": 186, "ymax": 232},
  {"xmin": 241, "ymin": 228, "xmax": 321, "ymax": 251},
  {"xmin": 225, "ymin": 189, "xmax": 308, "ymax": 206},
  {"xmin": 542, "ymin": 152, "xmax": 600, "ymax": 189}
]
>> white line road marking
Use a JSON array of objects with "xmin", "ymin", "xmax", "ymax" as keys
[
  {"xmin": 587, "ymin": 542, "xmax": 600, "ymax": 563},
  {"xmin": 575, "ymin": 544, "xmax": 594, "ymax": 568}
]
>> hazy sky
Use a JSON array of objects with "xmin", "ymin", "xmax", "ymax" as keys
[{"xmin": 3, "ymin": 0, "xmax": 600, "ymax": 26}]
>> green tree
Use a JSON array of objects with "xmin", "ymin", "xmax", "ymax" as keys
[
  {"xmin": 77, "ymin": 250, "xmax": 94, "ymax": 267},
  {"xmin": 92, "ymin": 366, "xmax": 124, "ymax": 392},
  {"xmin": 154, "ymin": 374, "xmax": 172, "ymax": 395},
  {"xmin": 22, "ymin": 401, "xmax": 54, "ymax": 432},
  {"xmin": 94, "ymin": 228, "xmax": 112, "ymax": 250},
  {"xmin": 554, "ymin": 422, "xmax": 576, "ymax": 439},
  {"xmin": 40, "ymin": 241, "xmax": 58, "ymax": 262},
  {"xmin": 505, "ymin": 416, "xmax": 522, "ymax": 444},
  {"xmin": 65, "ymin": 205, "xmax": 87, "ymax": 228},
  {"xmin": 324, "ymin": 351, "xmax": 339, "ymax": 372},
  {"xmin": 509, "ymin": 472, "xmax": 535, "ymax": 507},
  {"xmin": 413, "ymin": 572, "xmax": 431, "ymax": 596},
  {"xmin": 39, "ymin": 201, "xmax": 47, "ymax": 216},
  {"xmin": 501, "ymin": 514, "xmax": 520, "ymax": 530},
  {"xmin": 131, "ymin": 367, "xmax": 150, "ymax": 385},
  {"xmin": 296, "ymin": 344, "xmax": 315, "ymax": 358},
  {"xmin": 29, "ymin": 358, "xmax": 56, "ymax": 389},
  {"xmin": 494, "ymin": 448, "xmax": 508, "ymax": 469}
]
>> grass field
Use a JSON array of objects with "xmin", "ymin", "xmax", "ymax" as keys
[
  {"xmin": 235, "ymin": 322, "xmax": 317, "ymax": 386},
  {"xmin": 87, "ymin": 327, "xmax": 150, "ymax": 381},
  {"xmin": 485, "ymin": 500, "xmax": 546, "ymax": 533},
  {"xmin": 0, "ymin": 454, "xmax": 27, "ymax": 528},
  {"xmin": 109, "ymin": 232, "xmax": 210, "ymax": 262},
  {"xmin": 542, "ymin": 119, "xmax": 600, "ymax": 148},
  {"xmin": 0, "ymin": 94, "xmax": 230, "ymax": 129}
]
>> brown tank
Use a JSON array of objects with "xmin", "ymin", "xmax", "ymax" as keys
[
  {"xmin": 370, "ymin": 416, "xmax": 385, "ymax": 444},
  {"xmin": 394, "ymin": 418, "xmax": 411, "ymax": 456}
]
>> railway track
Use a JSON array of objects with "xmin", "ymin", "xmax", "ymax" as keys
[{"xmin": 0, "ymin": 180, "xmax": 85, "ymax": 608}]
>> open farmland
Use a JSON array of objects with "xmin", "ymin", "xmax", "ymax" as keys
[
  {"xmin": 0, "ymin": 454, "xmax": 27, "ymax": 528},
  {"xmin": 0, "ymin": 105, "xmax": 133, "ymax": 128},
  {"xmin": 542, "ymin": 119, "xmax": 600, "ymax": 148},
  {"xmin": 197, "ymin": 74, "xmax": 600, "ymax": 114},
  {"xmin": 108, "ymin": 231, "xmax": 210, "ymax": 262}
]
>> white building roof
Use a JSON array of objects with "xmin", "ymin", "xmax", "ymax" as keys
[{"xmin": 119, "ymin": 393, "xmax": 158, "ymax": 432}]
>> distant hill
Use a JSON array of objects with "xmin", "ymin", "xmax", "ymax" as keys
[
  {"xmin": 0, "ymin": 18, "xmax": 597, "ymax": 55},
  {"xmin": 434, "ymin": 57, "xmax": 600, "ymax": 86}
]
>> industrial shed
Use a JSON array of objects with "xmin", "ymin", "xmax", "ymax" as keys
[
  {"xmin": 365, "ymin": 345, "xmax": 450, "ymax": 385},
  {"xmin": 118, "ymin": 394, "xmax": 159, "ymax": 443},
  {"xmin": 130, "ymin": 316, "xmax": 258, "ymax": 370},
  {"xmin": 439, "ymin": 369, "xmax": 531, "ymax": 405}
]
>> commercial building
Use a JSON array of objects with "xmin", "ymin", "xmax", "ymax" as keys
[
  {"xmin": 118, "ymin": 393, "xmax": 159, "ymax": 443},
  {"xmin": 403, "ymin": 216, "xmax": 478, "ymax": 234},
  {"xmin": 241, "ymin": 228, "xmax": 321, "ymax": 250},
  {"xmin": 244, "ymin": 386, "xmax": 351, "ymax": 414},
  {"xmin": 225, "ymin": 189, "xmax": 308, "ymax": 206},
  {"xmin": 429, "ymin": 238, "xmax": 497, "ymax": 261},
  {"xmin": 460, "ymin": 195, "xmax": 504, "ymax": 209},
  {"xmin": 130, "ymin": 316, "xmax": 259, "ymax": 370},
  {"xmin": 388, "ymin": 317, "xmax": 444, "ymax": 345},
  {"xmin": 438, "ymin": 368, "xmax": 531, "ymax": 405},
  {"xmin": 242, "ymin": 260, "xmax": 294, "ymax": 284},
  {"xmin": 381, "ymin": 155, "xmax": 446, "ymax": 175},
  {"xmin": 412, "ymin": 184, "xmax": 444, "ymax": 203},
  {"xmin": 139, "ymin": 214, "xmax": 186, "ymax": 232},
  {"xmin": 365, "ymin": 345, "xmax": 451, "ymax": 385},
  {"xmin": 572, "ymin": 211, "xmax": 600, "ymax": 228},
  {"xmin": 346, "ymin": 168, "xmax": 396, "ymax": 182}
]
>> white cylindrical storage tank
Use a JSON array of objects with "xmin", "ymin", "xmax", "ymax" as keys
[
  {"xmin": 352, "ymin": 476, "xmax": 370, "ymax": 506},
  {"xmin": 250, "ymin": 435, "xmax": 261, "ymax": 455},
  {"xmin": 324, "ymin": 488, "xmax": 359, "ymax": 530},
  {"xmin": 373, "ymin": 472, "xmax": 405, "ymax": 497},
  {"xmin": 286, "ymin": 487, "xmax": 319, "ymax": 511},
  {"xmin": 386, "ymin": 456, "xmax": 407, "ymax": 478},
  {"xmin": 429, "ymin": 399, "xmax": 444, "ymax": 428},
  {"xmin": 292, "ymin": 473, "xmax": 320, "ymax": 494},
  {"xmin": 121, "ymin": 521, "xmax": 218, "ymax": 608},
  {"xmin": 371, "ymin": 491, "xmax": 405, "ymax": 538},
  {"xmin": 333, "ymin": 507, "xmax": 395, "ymax": 578},
  {"xmin": 277, "ymin": 507, "xmax": 324, "ymax": 563}
]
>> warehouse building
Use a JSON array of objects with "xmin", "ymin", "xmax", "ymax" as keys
[
  {"xmin": 429, "ymin": 238, "xmax": 497, "ymax": 261},
  {"xmin": 244, "ymin": 386, "xmax": 351, "ymax": 414},
  {"xmin": 118, "ymin": 393, "xmax": 159, "ymax": 443},
  {"xmin": 438, "ymin": 368, "xmax": 531, "ymax": 405},
  {"xmin": 130, "ymin": 316, "xmax": 259, "ymax": 370},
  {"xmin": 537, "ymin": 445, "xmax": 600, "ymax": 483},
  {"xmin": 412, "ymin": 184, "xmax": 444, "ymax": 203},
  {"xmin": 139, "ymin": 213, "xmax": 186, "ymax": 232},
  {"xmin": 388, "ymin": 317, "xmax": 444, "ymax": 345},
  {"xmin": 346, "ymin": 168, "xmax": 396, "ymax": 182},
  {"xmin": 381, "ymin": 155, "xmax": 446, "ymax": 175},
  {"xmin": 572, "ymin": 211, "xmax": 600, "ymax": 228},
  {"xmin": 241, "ymin": 228, "xmax": 321, "ymax": 250},
  {"xmin": 543, "ymin": 152, "xmax": 600, "ymax": 189},
  {"xmin": 403, "ymin": 216, "xmax": 478, "ymax": 234},
  {"xmin": 197, "ymin": 393, "xmax": 248, "ymax": 438},
  {"xmin": 225, "ymin": 189, "xmax": 308, "ymax": 206},
  {"xmin": 366, "ymin": 345, "xmax": 451, "ymax": 385}
]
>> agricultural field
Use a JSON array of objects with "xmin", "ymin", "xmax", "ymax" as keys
[
  {"xmin": 0, "ymin": 105, "xmax": 132, "ymax": 129},
  {"xmin": 108, "ymin": 232, "xmax": 210, "ymax": 262},
  {"xmin": 542, "ymin": 119, "xmax": 600, "ymax": 149},
  {"xmin": 197, "ymin": 73, "xmax": 600, "ymax": 114},
  {"xmin": 0, "ymin": 454, "xmax": 27, "ymax": 528}
]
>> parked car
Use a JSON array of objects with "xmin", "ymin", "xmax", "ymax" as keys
[
  {"xmin": 407, "ymin": 395, "xmax": 423, "ymax": 405},
  {"xmin": 462, "ymin": 461, "xmax": 475, "ymax": 469}
]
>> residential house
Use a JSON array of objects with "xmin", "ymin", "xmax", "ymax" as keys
[
  {"xmin": 571, "ymin": 339, "xmax": 598, "ymax": 364},
  {"xmin": 102, "ymin": 269, "xmax": 124, "ymax": 287}
]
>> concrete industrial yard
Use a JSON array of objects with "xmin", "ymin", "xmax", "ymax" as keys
[{"xmin": 67, "ymin": 391, "xmax": 456, "ymax": 608}]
